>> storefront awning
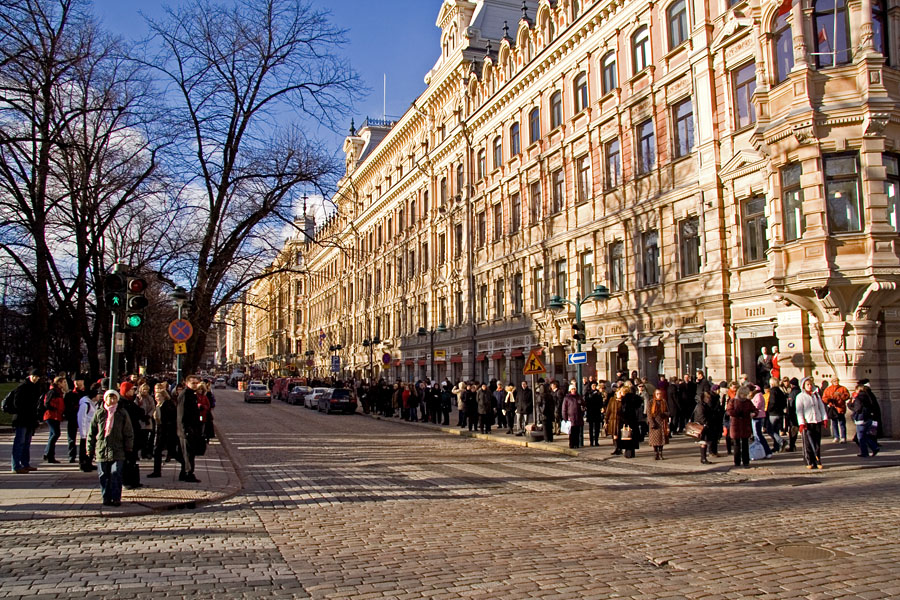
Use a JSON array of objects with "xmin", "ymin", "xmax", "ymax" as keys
[
  {"xmin": 417, "ymin": 358, "xmax": 427, "ymax": 366},
  {"xmin": 510, "ymin": 349, "xmax": 524, "ymax": 358},
  {"xmin": 393, "ymin": 359, "xmax": 402, "ymax": 367},
  {"xmin": 404, "ymin": 359, "xmax": 414, "ymax": 366},
  {"xmin": 491, "ymin": 351, "xmax": 505, "ymax": 360},
  {"xmin": 450, "ymin": 354, "xmax": 463, "ymax": 363},
  {"xmin": 598, "ymin": 338, "xmax": 627, "ymax": 350},
  {"xmin": 475, "ymin": 353, "xmax": 487, "ymax": 362},
  {"xmin": 736, "ymin": 324, "xmax": 776, "ymax": 339},
  {"xmin": 637, "ymin": 335, "xmax": 661, "ymax": 348}
]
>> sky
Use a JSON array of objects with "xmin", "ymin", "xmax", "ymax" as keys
[{"xmin": 91, "ymin": 0, "xmax": 445, "ymax": 217}]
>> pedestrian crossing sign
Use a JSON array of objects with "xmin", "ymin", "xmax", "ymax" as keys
[{"xmin": 523, "ymin": 349, "xmax": 546, "ymax": 375}]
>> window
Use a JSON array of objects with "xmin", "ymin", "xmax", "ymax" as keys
[
  {"xmin": 667, "ymin": 0, "xmax": 688, "ymax": 49},
  {"xmin": 824, "ymin": 154, "xmax": 862, "ymax": 233},
  {"xmin": 813, "ymin": 0, "xmax": 851, "ymax": 68},
  {"xmin": 580, "ymin": 251, "xmax": 594, "ymax": 297},
  {"xmin": 479, "ymin": 284, "xmax": 488, "ymax": 321},
  {"xmin": 733, "ymin": 62, "xmax": 757, "ymax": 129},
  {"xmin": 529, "ymin": 107, "xmax": 540, "ymax": 144},
  {"xmin": 551, "ymin": 168, "xmax": 564, "ymax": 213},
  {"xmin": 636, "ymin": 119, "xmax": 655, "ymax": 175},
  {"xmin": 456, "ymin": 163, "xmax": 464, "ymax": 196},
  {"xmin": 555, "ymin": 259, "xmax": 567, "ymax": 297},
  {"xmin": 530, "ymin": 181, "xmax": 542, "ymax": 222},
  {"xmin": 781, "ymin": 163, "xmax": 804, "ymax": 242},
  {"xmin": 385, "ymin": 261, "xmax": 391, "ymax": 287},
  {"xmin": 374, "ymin": 269, "xmax": 381, "ymax": 293},
  {"xmin": 422, "ymin": 191, "xmax": 429, "ymax": 215},
  {"xmin": 476, "ymin": 211, "xmax": 486, "ymax": 247},
  {"xmin": 512, "ymin": 273, "xmax": 524, "ymax": 314},
  {"xmin": 605, "ymin": 138, "xmax": 621, "ymax": 188},
  {"xmin": 672, "ymin": 98, "xmax": 694, "ymax": 158},
  {"xmin": 376, "ymin": 224, "xmax": 383, "ymax": 247},
  {"xmin": 408, "ymin": 250, "xmax": 416, "ymax": 278},
  {"xmin": 641, "ymin": 230, "xmax": 660, "ymax": 287},
  {"xmin": 495, "ymin": 279, "xmax": 505, "ymax": 318},
  {"xmin": 576, "ymin": 155, "xmax": 591, "ymax": 203},
  {"xmin": 574, "ymin": 72, "xmax": 588, "ymax": 113},
  {"xmin": 609, "ymin": 241, "xmax": 625, "ymax": 293},
  {"xmin": 440, "ymin": 178, "xmax": 447, "ymax": 206},
  {"xmin": 510, "ymin": 193, "xmax": 521, "ymax": 233},
  {"xmin": 550, "ymin": 91, "xmax": 563, "ymax": 129},
  {"xmin": 601, "ymin": 51, "xmax": 617, "ymax": 95},
  {"xmin": 773, "ymin": 7, "xmax": 794, "ymax": 85},
  {"xmin": 679, "ymin": 217, "xmax": 701, "ymax": 277},
  {"xmin": 455, "ymin": 223, "xmax": 463, "ymax": 258},
  {"xmin": 885, "ymin": 154, "xmax": 900, "ymax": 231},
  {"xmin": 493, "ymin": 136, "xmax": 502, "ymax": 169},
  {"xmin": 455, "ymin": 291, "xmax": 464, "ymax": 325},
  {"xmin": 438, "ymin": 233, "xmax": 446, "ymax": 265},
  {"xmin": 493, "ymin": 203, "xmax": 503, "ymax": 241},
  {"xmin": 510, "ymin": 122, "xmax": 520, "ymax": 157},
  {"xmin": 396, "ymin": 258, "xmax": 403, "ymax": 283},
  {"xmin": 873, "ymin": 0, "xmax": 889, "ymax": 64},
  {"xmin": 533, "ymin": 266, "xmax": 544, "ymax": 309},
  {"xmin": 398, "ymin": 208, "xmax": 404, "ymax": 231},
  {"xmin": 632, "ymin": 26, "xmax": 650, "ymax": 73},
  {"xmin": 410, "ymin": 200, "xmax": 417, "ymax": 228},
  {"xmin": 742, "ymin": 195, "xmax": 768, "ymax": 263},
  {"xmin": 477, "ymin": 149, "xmax": 486, "ymax": 179},
  {"xmin": 421, "ymin": 243, "xmax": 429, "ymax": 271},
  {"xmin": 440, "ymin": 297, "xmax": 447, "ymax": 327}
]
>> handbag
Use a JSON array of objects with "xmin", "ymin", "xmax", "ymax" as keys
[
  {"xmin": 560, "ymin": 420, "xmax": 572, "ymax": 435},
  {"xmin": 685, "ymin": 421, "xmax": 704, "ymax": 439},
  {"xmin": 620, "ymin": 425, "xmax": 632, "ymax": 441}
]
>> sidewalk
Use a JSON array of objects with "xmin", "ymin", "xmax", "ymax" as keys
[
  {"xmin": 363, "ymin": 409, "xmax": 900, "ymax": 476},
  {"xmin": 0, "ymin": 429, "xmax": 242, "ymax": 520}
]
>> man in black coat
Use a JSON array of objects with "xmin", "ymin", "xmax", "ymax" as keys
[
  {"xmin": 8, "ymin": 370, "xmax": 43, "ymax": 473},
  {"xmin": 514, "ymin": 380, "xmax": 533, "ymax": 435},
  {"xmin": 64, "ymin": 380, "xmax": 84, "ymax": 463},
  {"xmin": 177, "ymin": 375, "xmax": 202, "ymax": 483},
  {"xmin": 542, "ymin": 383, "xmax": 556, "ymax": 443}
]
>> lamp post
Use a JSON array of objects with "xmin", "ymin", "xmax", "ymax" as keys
[
  {"xmin": 169, "ymin": 286, "xmax": 189, "ymax": 385},
  {"xmin": 417, "ymin": 324, "xmax": 447, "ymax": 381},
  {"xmin": 361, "ymin": 336, "xmax": 381, "ymax": 383},
  {"xmin": 547, "ymin": 285, "xmax": 610, "ymax": 395}
]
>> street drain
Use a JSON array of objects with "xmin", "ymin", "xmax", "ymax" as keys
[{"xmin": 777, "ymin": 544, "xmax": 835, "ymax": 560}]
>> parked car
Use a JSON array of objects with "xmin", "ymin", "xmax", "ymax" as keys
[
  {"xmin": 304, "ymin": 387, "xmax": 331, "ymax": 409},
  {"xmin": 287, "ymin": 385, "xmax": 311, "ymax": 405},
  {"xmin": 213, "ymin": 377, "xmax": 227, "ymax": 389},
  {"xmin": 318, "ymin": 387, "xmax": 357, "ymax": 414},
  {"xmin": 244, "ymin": 384, "xmax": 271, "ymax": 403}
]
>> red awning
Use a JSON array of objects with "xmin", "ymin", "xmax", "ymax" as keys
[
  {"xmin": 476, "ymin": 353, "xmax": 487, "ymax": 362},
  {"xmin": 510, "ymin": 349, "xmax": 524, "ymax": 358},
  {"xmin": 450, "ymin": 354, "xmax": 463, "ymax": 363},
  {"xmin": 417, "ymin": 358, "xmax": 427, "ymax": 366},
  {"xmin": 404, "ymin": 359, "xmax": 414, "ymax": 366},
  {"xmin": 491, "ymin": 351, "xmax": 505, "ymax": 360},
  {"xmin": 394, "ymin": 359, "xmax": 402, "ymax": 367}
]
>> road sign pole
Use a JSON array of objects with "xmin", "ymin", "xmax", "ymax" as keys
[
  {"xmin": 175, "ymin": 304, "xmax": 182, "ymax": 386},
  {"xmin": 575, "ymin": 299, "xmax": 583, "ymax": 396},
  {"xmin": 108, "ymin": 310, "xmax": 118, "ymax": 389}
]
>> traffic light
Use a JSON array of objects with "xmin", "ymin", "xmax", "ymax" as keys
[
  {"xmin": 104, "ymin": 273, "xmax": 126, "ymax": 311},
  {"xmin": 572, "ymin": 321, "xmax": 586, "ymax": 343},
  {"xmin": 125, "ymin": 277, "xmax": 148, "ymax": 330}
]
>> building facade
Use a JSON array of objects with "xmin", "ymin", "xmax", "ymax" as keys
[{"xmin": 227, "ymin": 0, "xmax": 900, "ymax": 434}]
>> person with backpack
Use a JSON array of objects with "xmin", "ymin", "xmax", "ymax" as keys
[
  {"xmin": 6, "ymin": 369, "xmax": 43, "ymax": 473},
  {"xmin": 42, "ymin": 376, "xmax": 67, "ymax": 464}
]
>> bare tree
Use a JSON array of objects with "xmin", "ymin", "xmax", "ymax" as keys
[{"xmin": 141, "ymin": 0, "xmax": 357, "ymax": 374}]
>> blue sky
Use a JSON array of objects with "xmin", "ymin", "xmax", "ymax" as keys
[{"xmin": 92, "ymin": 0, "xmax": 444, "ymax": 158}]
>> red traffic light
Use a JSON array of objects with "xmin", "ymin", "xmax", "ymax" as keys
[{"xmin": 127, "ymin": 278, "xmax": 147, "ymax": 293}]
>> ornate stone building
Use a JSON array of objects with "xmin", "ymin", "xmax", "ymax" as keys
[{"xmin": 227, "ymin": 0, "xmax": 900, "ymax": 434}]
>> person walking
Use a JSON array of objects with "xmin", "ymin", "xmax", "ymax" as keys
[
  {"xmin": 849, "ymin": 383, "xmax": 880, "ymax": 458},
  {"xmin": 786, "ymin": 377, "xmax": 801, "ymax": 451},
  {"xmin": 796, "ymin": 376, "xmax": 828, "ymax": 469},
  {"xmin": 822, "ymin": 377, "xmax": 850, "ymax": 443},
  {"xmin": 727, "ymin": 385, "xmax": 757, "ymax": 468},
  {"xmin": 41, "ymin": 376, "xmax": 67, "ymax": 464},
  {"xmin": 514, "ymin": 380, "xmax": 533, "ymax": 436},
  {"xmin": 561, "ymin": 385, "xmax": 584, "ymax": 449},
  {"xmin": 692, "ymin": 391, "xmax": 716, "ymax": 464},
  {"xmin": 619, "ymin": 382, "xmax": 642, "ymax": 459},
  {"xmin": 551, "ymin": 380, "xmax": 565, "ymax": 436},
  {"xmin": 604, "ymin": 386, "xmax": 623, "ymax": 455},
  {"xmin": 76, "ymin": 386, "xmax": 100, "ymax": 472},
  {"xmin": 64, "ymin": 379, "xmax": 84, "ymax": 464},
  {"xmin": 8, "ymin": 370, "xmax": 43, "ymax": 473},
  {"xmin": 749, "ymin": 384, "xmax": 773, "ymax": 458},
  {"xmin": 585, "ymin": 382, "xmax": 605, "ymax": 446},
  {"xmin": 647, "ymin": 389, "xmax": 669, "ymax": 460},
  {"xmin": 766, "ymin": 377, "xmax": 788, "ymax": 453},
  {"xmin": 147, "ymin": 383, "xmax": 179, "ymax": 478},
  {"xmin": 177, "ymin": 375, "xmax": 202, "ymax": 483},
  {"xmin": 87, "ymin": 390, "xmax": 134, "ymax": 507}
]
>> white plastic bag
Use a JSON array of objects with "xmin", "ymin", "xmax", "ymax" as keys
[
  {"xmin": 749, "ymin": 440, "xmax": 766, "ymax": 461},
  {"xmin": 560, "ymin": 420, "xmax": 572, "ymax": 435}
]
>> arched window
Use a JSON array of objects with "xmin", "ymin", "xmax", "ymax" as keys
[
  {"xmin": 632, "ymin": 26, "xmax": 651, "ymax": 73},
  {"xmin": 667, "ymin": 0, "xmax": 688, "ymax": 49},
  {"xmin": 440, "ymin": 178, "xmax": 447, "ymax": 206},
  {"xmin": 456, "ymin": 163, "xmax": 464, "ymax": 194},
  {"xmin": 772, "ymin": 7, "xmax": 794, "ymax": 85},
  {"xmin": 573, "ymin": 72, "xmax": 588, "ymax": 113},
  {"xmin": 812, "ymin": 0, "xmax": 851, "ymax": 68},
  {"xmin": 550, "ymin": 90, "xmax": 563, "ymax": 129},
  {"xmin": 510, "ymin": 122, "xmax": 521, "ymax": 156},
  {"xmin": 601, "ymin": 51, "xmax": 617, "ymax": 95},
  {"xmin": 529, "ymin": 107, "xmax": 541, "ymax": 144},
  {"xmin": 873, "ymin": 0, "xmax": 889, "ymax": 64},
  {"xmin": 572, "ymin": 0, "xmax": 581, "ymax": 18},
  {"xmin": 477, "ymin": 149, "xmax": 486, "ymax": 179},
  {"xmin": 493, "ymin": 135, "xmax": 503, "ymax": 169}
]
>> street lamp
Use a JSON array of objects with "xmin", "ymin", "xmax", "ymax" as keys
[
  {"xmin": 361, "ymin": 336, "xmax": 381, "ymax": 383},
  {"xmin": 169, "ymin": 286, "xmax": 189, "ymax": 385},
  {"xmin": 417, "ymin": 324, "xmax": 447, "ymax": 381},
  {"xmin": 548, "ymin": 285, "xmax": 610, "ymax": 395}
]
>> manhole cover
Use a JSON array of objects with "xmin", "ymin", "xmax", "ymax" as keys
[{"xmin": 777, "ymin": 544, "xmax": 835, "ymax": 560}]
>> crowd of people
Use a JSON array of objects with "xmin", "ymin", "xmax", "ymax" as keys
[
  {"xmin": 351, "ymin": 365, "xmax": 885, "ymax": 468},
  {"xmin": 4, "ymin": 370, "xmax": 216, "ymax": 507}
]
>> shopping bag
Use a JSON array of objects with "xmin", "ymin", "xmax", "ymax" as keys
[{"xmin": 560, "ymin": 420, "xmax": 572, "ymax": 435}]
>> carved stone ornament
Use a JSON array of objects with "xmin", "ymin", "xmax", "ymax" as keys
[
  {"xmin": 864, "ymin": 114, "xmax": 890, "ymax": 137},
  {"xmin": 792, "ymin": 124, "xmax": 816, "ymax": 145}
]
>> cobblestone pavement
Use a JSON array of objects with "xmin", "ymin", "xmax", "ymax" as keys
[{"xmin": 1, "ymin": 389, "xmax": 898, "ymax": 599}]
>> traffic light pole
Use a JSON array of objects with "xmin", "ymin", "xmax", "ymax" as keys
[
  {"xmin": 108, "ymin": 310, "xmax": 118, "ymax": 390},
  {"xmin": 574, "ymin": 294, "xmax": 583, "ymax": 396}
]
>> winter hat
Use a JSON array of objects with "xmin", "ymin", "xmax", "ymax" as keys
[
  {"xmin": 711, "ymin": 384, "xmax": 720, "ymax": 393},
  {"xmin": 119, "ymin": 381, "xmax": 135, "ymax": 397}
]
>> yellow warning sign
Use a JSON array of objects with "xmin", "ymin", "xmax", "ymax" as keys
[
  {"xmin": 523, "ymin": 349, "xmax": 546, "ymax": 375},
  {"xmin": 174, "ymin": 342, "xmax": 187, "ymax": 355}
]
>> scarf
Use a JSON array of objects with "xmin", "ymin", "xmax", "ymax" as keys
[{"xmin": 104, "ymin": 401, "xmax": 118, "ymax": 437}]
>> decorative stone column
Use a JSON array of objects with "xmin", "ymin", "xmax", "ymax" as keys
[
  {"xmin": 859, "ymin": 0, "xmax": 875, "ymax": 52},
  {"xmin": 791, "ymin": 0, "xmax": 808, "ymax": 66}
]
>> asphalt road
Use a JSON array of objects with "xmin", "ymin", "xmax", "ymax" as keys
[{"xmin": 1, "ymin": 388, "xmax": 898, "ymax": 599}]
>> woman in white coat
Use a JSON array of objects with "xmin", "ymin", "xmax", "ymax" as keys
[
  {"xmin": 77, "ymin": 386, "xmax": 100, "ymax": 472},
  {"xmin": 795, "ymin": 377, "xmax": 828, "ymax": 469}
]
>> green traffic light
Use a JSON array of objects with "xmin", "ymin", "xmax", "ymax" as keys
[{"xmin": 125, "ymin": 314, "xmax": 143, "ymax": 328}]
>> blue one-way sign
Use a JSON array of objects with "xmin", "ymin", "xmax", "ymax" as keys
[{"xmin": 567, "ymin": 352, "xmax": 587, "ymax": 365}]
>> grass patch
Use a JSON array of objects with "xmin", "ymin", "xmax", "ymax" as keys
[{"xmin": 0, "ymin": 382, "xmax": 19, "ymax": 426}]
